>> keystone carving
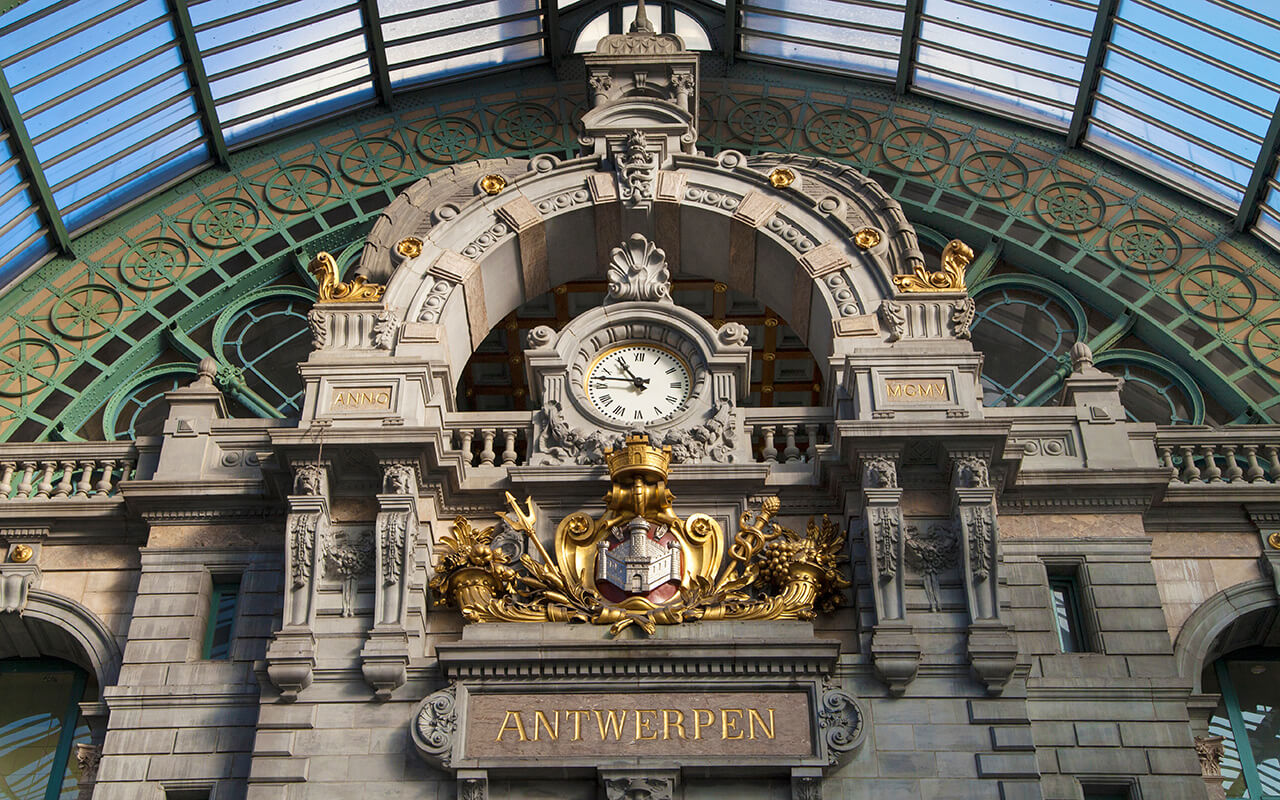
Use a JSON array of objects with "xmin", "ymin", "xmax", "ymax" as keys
[
  {"xmin": 603, "ymin": 777, "xmax": 674, "ymax": 800},
  {"xmin": 605, "ymin": 233, "xmax": 672, "ymax": 304}
]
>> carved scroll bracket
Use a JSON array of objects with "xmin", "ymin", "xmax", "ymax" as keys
[
  {"xmin": 361, "ymin": 461, "xmax": 421, "ymax": 700},
  {"xmin": 948, "ymin": 451, "xmax": 1017, "ymax": 695},
  {"xmin": 858, "ymin": 452, "xmax": 920, "ymax": 695}
]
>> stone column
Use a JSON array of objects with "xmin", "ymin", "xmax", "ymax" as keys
[
  {"xmin": 265, "ymin": 462, "xmax": 330, "ymax": 701},
  {"xmin": 361, "ymin": 461, "xmax": 419, "ymax": 700},
  {"xmin": 949, "ymin": 451, "xmax": 1017, "ymax": 695},
  {"xmin": 859, "ymin": 451, "xmax": 921, "ymax": 695}
]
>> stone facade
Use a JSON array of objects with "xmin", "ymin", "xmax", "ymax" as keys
[{"xmin": 2, "ymin": 20, "xmax": 1277, "ymax": 800}]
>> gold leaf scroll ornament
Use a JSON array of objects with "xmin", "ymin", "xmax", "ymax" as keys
[
  {"xmin": 891, "ymin": 239, "xmax": 973, "ymax": 293},
  {"xmin": 429, "ymin": 433, "xmax": 851, "ymax": 636},
  {"xmin": 308, "ymin": 252, "xmax": 386, "ymax": 303}
]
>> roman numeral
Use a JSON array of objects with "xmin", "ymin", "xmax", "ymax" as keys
[
  {"xmin": 634, "ymin": 410, "xmax": 642, "ymax": 419},
  {"xmin": 613, "ymin": 404, "xmax": 625, "ymax": 415},
  {"xmin": 634, "ymin": 352, "xmax": 645, "ymax": 362},
  {"xmin": 599, "ymin": 394, "xmax": 612, "ymax": 403},
  {"xmin": 654, "ymin": 406, "xmax": 663, "ymax": 416},
  {"xmin": 665, "ymin": 367, "xmax": 676, "ymax": 374},
  {"xmin": 666, "ymin": 396, "xmax": 677, "ymax": 403},
  {"xmin": 670, "ymin": 381, "xmax": 681, "ymax": 388}
]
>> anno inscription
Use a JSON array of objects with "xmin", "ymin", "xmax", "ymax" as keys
[
  {"xmin": 465, "ymin": 691, "xmax": 813, "ymax": 758},
  {"xmin": 328, "ymin": 386, "xmax": 393, "ymax": 411}
]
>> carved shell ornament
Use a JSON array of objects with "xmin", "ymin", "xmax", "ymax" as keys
[
  {"xmin": 429, "ymin": 434, "xmax": 851, "ymax": 636},
  {"xmin": 605, "ymin": 233, "xmax": 672, "ymax": 304}
]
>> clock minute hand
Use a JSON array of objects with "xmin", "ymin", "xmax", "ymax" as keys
[{"xmin": 616, "ymin": 359, "xmax": 650, "ymax": 390}]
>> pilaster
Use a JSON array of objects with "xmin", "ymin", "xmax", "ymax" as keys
[{"xmin": 360, "ymin": 460, "xmax": 420, "ymax": 700}]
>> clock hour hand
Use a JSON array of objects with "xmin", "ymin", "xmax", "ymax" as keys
[
  {"xmin": 616, "ymin": 360, "xmax": 650, "ymax": 389},
  {"xmin": 593, "ymin": 375, "xmax": 650, "ymax": 389}
]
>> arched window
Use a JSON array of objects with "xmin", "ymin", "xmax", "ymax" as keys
[
  {"xmin": 0, "ymin": 659, "xmax": 92, "ymax": 799},
  {"xmin": 1204, "ymin": 651, "xmax": 1280, "ymax": 797},
  {"xmin": 969, "ymin": 281, "xmax": 1081, "ymax": 407},
  {"xmin": 572, "ymin": 3, "xmax": 714, "ymax": 52}
]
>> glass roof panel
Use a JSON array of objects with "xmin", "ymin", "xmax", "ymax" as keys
[
  {"xmin": 0, "ymin": 126, "xmax": 48, "ymax": 283},
  {"xmin": 738, "ymin": 0, "xmax": 906, "ymax": 80},
  {"xmin": 1256, "ymin": 173, "xmax": 1280, "ymax": 251},
  {"xmin": 913, "ymin": 0, "xmax": 1094, "ymax": 129},
  {"xmin": 191, "ymin": 0, "xmax": 374, "ymax": 145},
  {"xmin": 378, "ymin": 0, "xmax": 544, "ymax": 90},
  {"xmin": 0, "ymin": 0, "xmax": 210, "ymax": 234},
  {"xmin": 1085, "ymin": 0, "xmax": 1280, "ymax": 210}
]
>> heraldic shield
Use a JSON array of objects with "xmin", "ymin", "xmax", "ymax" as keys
[{"xmin": 430, "ymin": 433, "xmax": 850, "ymax": 636}]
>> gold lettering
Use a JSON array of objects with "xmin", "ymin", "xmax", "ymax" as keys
[
  {"xmin": 565, "ymin": 709, "xmax": 589, "ymax": 742},
  {"xmin": 594, "ymin": 709, "xmax": 627, "ymax": 741},
  {"xmin": 747, "ymin": 708, "xmax": 776, "ymax": 740},
  {"xmin": 904, "ymin": 384, "xmax": 918, "ymax": 396},
  {"xmin": 375, "ymin": 391, "xmax": 390, "ymax": 406},
  {"xmin": 887, "ymin": 383, "xmax": 902, "ymax": 398},
  {"xmin": 693, "ymin": 708, "xmax": 715, "ymax": 740},
  {"xmin": 345, "ymin": 391, "xmax": 358, "ymax": 405},
  {"xmin": 662, "ymin": 709, "xmax": 686, "ymax": 740},
  {"xmin": 721, "ymin": 708, "xmax": 744, "ymax": 740},
  {"xmin": 496, "ymin": 711, "xmax": 527, "ymax": 742},
  {"xmin": 633, "ymin": 709, "xmax": 659, "ymax": 741},
  {"xmin": 333, "ymin": 392, "xmax": 346, "ymax": 406},
  {"xmin": 533, "ymin": 710, "xmax": 558, "ymax": 741}
]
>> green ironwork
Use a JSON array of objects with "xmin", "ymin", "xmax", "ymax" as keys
[
  {"xmin": 0, "ymin": 68, "xmax": 1278, "ymax": 442},
  {"xmin": 361, "ymin": 0, "xmax": 394, "ymax": 108},
  {"xmin": 1067, "ymin": 0, "xmax": 1118, "ymax": 148},
  {"xmin": 0, "ymin": 64, "xmax": 71, "ymax": 253},
  {"xmin": 1235, "ymin": 94, "xmax": 1280, "ymax": 233},
  {"xmin": 895, "ymin": 0, "xmax": 923, "ymax": 96},
  {"xmin": 1094, "ymin": 348, "xmax": 1205, "ymax": 426},
  {"xmin": 168, "ymin": 0, "xmax": 230, "ymax": 169}
]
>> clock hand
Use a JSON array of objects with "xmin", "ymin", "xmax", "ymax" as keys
[{"xmin": 613, "ymin": 359, "xmax": 650, "ymax": 389}]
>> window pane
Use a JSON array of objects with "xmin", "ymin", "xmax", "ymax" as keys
[
  {"xmin": 0, "ymin": 668, "xmax": 83, "ymax": 800},
  {"xmin": 205, "ymin": 580, "xmax": 240, "ymax": 660},
  {"xmin": 1224, "ymin": 660, "xmax": 1280, "ymax": 793},
  {"xmin": 1049, "ymin": 578, "xmax": 1080, "ymax": 653}
]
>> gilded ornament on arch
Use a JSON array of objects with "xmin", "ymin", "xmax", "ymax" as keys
[
  {"xmin": 395, "ymin": 237, "xmax": 424, "ymax": 259},
  {"xmin": 9, "ymin": 544, "xmax": 32, "ymax": 563},
  {"xmin": 853, "ymin": 227, "xmax": 881, "ymax": 250},
  {"xmin": 429, "ymin": 434, "xmax": 850, "ymax": 636},
  {"xmin": 891, "ymin": 239, "xmax": 973, "ymax": 293},
  {"xmin": 479, "ymin": 174, "xmax": 507, "ymax": 195},
  {"xmin": 308, "ymin": 252, "xmax": 386, "ymax": 303},
  {"xmin": 768, "ymin": 167, "xmax": 796, "ymax": 188},
  {"xmin": 1268, "ymin": 531, "xmax": 1280, "ymax": 550}
]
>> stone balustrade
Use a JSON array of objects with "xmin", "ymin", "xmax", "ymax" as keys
[
  {"xmin": 0, "ymin": 442, "xmax": 138, "ymax": 500},
  {"xmin": 1155, "ymin": 425, "xmax": 1280, "ymax": 485},
  {"xmin": 445, "ymin": 413, "xmax": 533, "ymax": 468},
  {"xmin": 742, "ymin": 408, "xmax": 833, "ymax": 464}
]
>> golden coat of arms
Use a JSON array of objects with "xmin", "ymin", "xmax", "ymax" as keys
[{"xmin": 430, "ymin": 434, "xmax": 850, "ymax": 635}]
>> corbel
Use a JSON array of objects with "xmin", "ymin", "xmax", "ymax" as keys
[
  {"xmin": 1248, "ymin": 505, "xmax": 1280, "ymax": 596},
  {"xmin": 857, "ymin": 451, "xmax": 920, "ymax": 695},
  {"xmin": 265, "ymin": 460, "xmax": 331, "ymax": 701},
  {"xmin": 0, "ymin": 528, "xmax": 47, "ymax": 614},
  {"xmin": 948, "ymin": 450, "xmax": 1017, "ymax": 695},
  {"xmin": 361, "ymin": 460, "xmax": 420, "ymax": 700}
]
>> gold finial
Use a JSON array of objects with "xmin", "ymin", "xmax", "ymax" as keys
[
  {"xmin": 9, "ymin": 544, "xmax": 32, "ymax": 563},
  {"xmin": 891, "ymin": 238, "xmax": 972, "ymax": 293},
  {"xmin": 854, "ymin": 227, "xmax": 881, "ymax": 250},
  {"xmin": 395, "ymin": 237, "xmax": 423, "ymax": 259},
  {"xmin": 605, "ymin": 433, "xmax": 672, "ymax": 481},
  {"xmin": 479, "ymin": 174, "xmax": 507, "ymax": 195},
  {"xmin": 308, "ymin": 252, "xmax": 386, "ymax": 303},
  {"xmin": 768, "ymin": 167, "xmax": 796, "ymax": 188}
]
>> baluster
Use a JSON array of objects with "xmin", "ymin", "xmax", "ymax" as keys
[
  {"xmin": 1200, "ymin": 445, "xmax": 1222, "ymax": 483},
  {"xmin": 458, "ymin": 429, "xmax": 476, "ymax": 467},
  {"xmin": 74, "ymin": 461, "xmax": 94, "ymax": 497},
  {"xmin": 34, "ymin": 461, "xmax": 56, "ymax": 499},
  {"xmin": 1157, "ymin": 446, "xmax": 1177, "ymax": 479},
  {"xmin": 53, "ymin": 460, "xmax": 75, "ymax": 498},
  {"xmin": 500, "ymin": 429, "xmax": 517, "ymax": 466},
  {"xmin": 120, "ymin": 459, "xmax": 135, "ymax": 482},
  {"xmin": 1266, "ymin": 445, "xmax": 1280, "ymax": 484},
  {"xmin": 1178, "ymin": 446, "xmax": 1200, "ymax": 483},
  {"xmin": 782, "ymin": 426, "xmax": 800, "ymax": 463},
  {"xmin": 804, "ymin": 424, "xmax": 820, "ymax": 462},
  {"xmin": 0, "ymin": 462, "xmax": 14, "ymax": 500},
  {"xmin": 1243, "ymin": 445, "xmax": 1265, "ymax": 483},
  {"xmin": 15, "ymin": 462, "xmax": 35, "ymax": 498},
  {"xmin": 1221, "ymin": 445, "xmax": 1243, "ymax": 483},
  {"xmin": 760, "ymin": 426, "xmax": 777, "ymax": 463},
  {"xmin": 478, "ymin": 430, "xmax": 497, "ymax": 467},
  {"xmin": 95, "ymin": 460, "xmax": 116, "ymax": 495}
]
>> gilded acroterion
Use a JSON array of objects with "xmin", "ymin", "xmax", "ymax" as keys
[
  {"xmin": 309, "ymin": 252, "xmax": 386, "ymax": 303},
  {"xmin": 429, "ymin": 433, "xmax": 850, "ymax": 635},
  {"xmin": 891, "ymin": 239, "xmax": 973, "ymax": 293}
]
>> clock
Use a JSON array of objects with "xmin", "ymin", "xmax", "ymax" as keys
[{"xmin": 585, "ymin": 343, "xmax": 693, "ymax": 424}]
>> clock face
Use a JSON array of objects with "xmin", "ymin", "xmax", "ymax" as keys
[{"xmin": 585, "ymin": 343, "xmax": 693, "ymax": 424}]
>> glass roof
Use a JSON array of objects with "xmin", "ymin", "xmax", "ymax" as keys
[{"xmin": 1, "ymin": 0, "xmax": 1279, "ymax": 286}]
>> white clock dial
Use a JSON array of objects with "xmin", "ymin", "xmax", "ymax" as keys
[{"xmin": 585, "ymin": 343, "xmax": 693, "ymax": 424}]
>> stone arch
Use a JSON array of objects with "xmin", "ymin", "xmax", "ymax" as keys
[
  {"xmin": 1173, "ymin": 579, "xmax": 1277, "ymax": 694},
  {"xmin": 378, "ymin": 151, "xmax": 919, "ymax": 390},
  {"xmin": 5, "ymin": 589, "xmax": 125, "ymax": 690}
]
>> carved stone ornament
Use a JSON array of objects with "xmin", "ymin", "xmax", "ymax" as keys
[
  {"xmin": 293, "ymin": 464, "xmax": 324, "ymax": 496},
  {"xmin": 1195, "ymin": 734, "xmax": 1224, "ymax": 777},
  {"xmin": 717, "ymin": 321, "xmax": 750, "ymax": 347},
  {"xmin": 413, "ymin": 684, "xmax": 458, "ymax": 768},
  {"xmin": 417, "ymin": 275, "xmax": 453, "ymax": 323},
  {"xmin": 525, "ymin": 324, "xmax": 555, "ymax": 349},
  {"xmin": 380, "ymin": 515, "xmax": 406, "ymax": 586},
  {"xmin": 289, "ymin": 514, "xmax": 318, "ymax": 590},
  {"xmin": 905, "ymin": 523, "xmax": 958, "ymax": 612},
  {"xmin": 459, "ymin": 777, "xmax": 487, "ymax": 800},
  {"xmin": 75, "ymin": 742, "xmax": 101, "ymax": 800},
  {"xmin": 950, "ymin": 297, "xmax": 976, "ymax": 339},
  {"xmin": 430, "ymin": 434, "xmax": 850, "ymax": 636},
  {"xmin": 964, "ymin": 506, "xmax": 994, "ymax": 583},
  {"xmin": 818, "ymin": 682, "xmax": 865, "ymax": 765},
  {"xmin": 307, "ymin": 308, "xmax": 328, "ymax": 349},
  {"xmin": 534, "ymin": 401, "xmax": 738, "ymax": 466},
  {"xmin": 892, "ymin": 239, "xmax": 972, "ymax": 293},
  {"xmin": 953, "ymin": 456, "xmax": 990, "ymax": 488},
  {"xmin": 618, "ymin": 129, "xmax": 657, "ymax": 208},
  {"xmin": 309, "ymin": 251, "xmax": 386, "ymax": 303},
  {"xmin": 603, "ymin": 777, "xmax": 675, "ymax": 800},
  {"xmin": 372, "ymin": 310, "xmax": 398, "ymax": 350},
  {"xmin": 0, "ymin": 563, "xmax": 40, "ymax": 614},
  {"xmin": 870, "ymin": 508, "xmax": 899, "ymax": 579},
  {"xmin": 383, "ymin": 463, "xmax": 415, "ymax": 495},
  {"xmin": 863, "ymin": 457, "xmax": 898, "ymax": 489},
  {"xmin": 792, "ymin": 777, "xmax": 822, "ymax": 800},
  {"xmin": 324, "ymin": 529, "xmax": 373, "ymax": 617},
  {"xmin": 605, "ymin": 233, "xmax": 672, "ymax": 304},
  {"xmin": 879, "ymin": 300, "xmax": 907, "ymax": 343}
]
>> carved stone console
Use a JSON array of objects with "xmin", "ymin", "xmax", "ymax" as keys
[{"xmin": 360, "ymin": 460, "xmax": 421, "ymax": 700}]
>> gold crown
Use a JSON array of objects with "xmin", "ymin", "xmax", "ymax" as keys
[{"xmin": 606, "ymin": 433, "xmax": 671, "ymax": 480}]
